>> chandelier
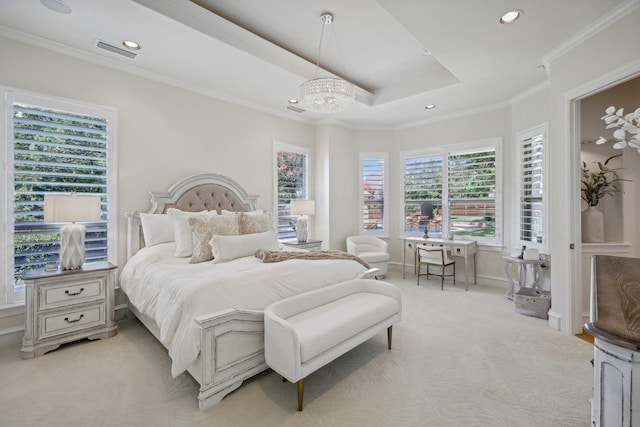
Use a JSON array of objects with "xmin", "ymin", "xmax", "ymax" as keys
[{"xmin": 299, "ymin": 13, "xmax": 355, "ymax": 113}]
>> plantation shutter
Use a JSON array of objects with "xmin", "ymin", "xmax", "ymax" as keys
[
  {"xmin": 519, "ymin": 133, "xmax": 544, "ymax": 246},
  {"xmin": 447, "ymin": 148, "xmax": 497, "ymax": 238},
  {"xmin": 361, "ymin": 156, "xmax": 385, "ymax": 231},
  {"xmin": 12, "ymin": 104, "xmax": 109, "ymax": 282},
  {"xmin": 276, "ymin": 149, "xmax": 308, "ymax": 239},
  {"xmin": 403, "ymin": 155, "xmax": 443, "ymax": 233}
]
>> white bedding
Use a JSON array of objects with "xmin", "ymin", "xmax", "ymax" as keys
[{"xmin": 119, "ymin": 243, "xmax": 368, "ymax": 376}]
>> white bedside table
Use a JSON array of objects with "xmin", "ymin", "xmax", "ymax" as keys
[
  {"xmin": 280, "ymin": 239, "xmax": 323, "ymax": 251},
  {"xmin": 20, "ymin": 262, "xmax": 118, "ymax": 358}
]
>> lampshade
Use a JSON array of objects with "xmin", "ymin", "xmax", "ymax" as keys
[
  {"xmin": 44, "ymin": 194, "xmax": 102, "ymax": 223},
  {"xmin": 290, "ymin": 200, "xmax": 315, "ymax": 216},
  {"xmin": 299, "ymin": 13, "xmax": 355, "ymax": 114},
  {"xmin": 44, "ymin": 194, "xmax": 102, "ymax": 270}
]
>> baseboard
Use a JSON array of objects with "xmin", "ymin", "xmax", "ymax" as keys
[
  {"xmin": 0, "ymin": 325, "xmax": 24, "ymax": 349},
  {"xmin": 548, "ymin": 310, "xmax": 562, "ymax": 331},
  {"xmin": 115, "ymin": 304, "xmax": 129, "ymax": 321}
]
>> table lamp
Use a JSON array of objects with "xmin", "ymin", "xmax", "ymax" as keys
[
  {"xmin": 44, "ymin": 194, "xmax": 102, "ymax": 270},
  {"xmin": 290, "ymin": 200, "xmax": 315, "ymax": 243}
]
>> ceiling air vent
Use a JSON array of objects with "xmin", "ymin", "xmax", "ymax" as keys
[
  {"xmin": 94, "ymin": 39, "xmax": 138, "ymax": 59},
  {"xmin": 286, "ymin": 105, "xmax": 305, "ymax": 113}
]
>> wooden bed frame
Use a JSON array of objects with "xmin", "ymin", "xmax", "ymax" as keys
[{"xmin": 124, "ymin": 173, "xmax": 269, "ymax": 410}]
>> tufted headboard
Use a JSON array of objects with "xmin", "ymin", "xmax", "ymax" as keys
[{"xmin": 125, "ymin": 173, "xmax": 258, "ymax": 259}]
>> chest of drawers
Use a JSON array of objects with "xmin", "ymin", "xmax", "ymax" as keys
[{"xmin": 20, "ymin": 262, "xmax": 118, "ymax": 358}]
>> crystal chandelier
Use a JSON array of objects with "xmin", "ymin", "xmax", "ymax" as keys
[{"xmin": 299, "ymin": 13, "xmax": 355, "ymax": 113}]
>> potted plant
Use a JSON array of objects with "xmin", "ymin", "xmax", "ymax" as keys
[{"xmin": 581, "ymin": 153, "xmax": 626, "ymax": 242}]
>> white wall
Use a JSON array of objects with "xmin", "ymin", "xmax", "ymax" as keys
[
  {"xmin": 512, "ymin": 4, "xmax": 640, "ymax": 333},
  {"xmin": 0, "ymin": 37, "xmax": 316, "ymax": 271},
  {"xmin": 1, "ymin": 3, "xmax": 639, "ymax": 344}
]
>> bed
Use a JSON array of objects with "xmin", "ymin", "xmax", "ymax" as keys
[{"xmin": 120, "ymin": 173, "xmax": 368, "ymax": 410}]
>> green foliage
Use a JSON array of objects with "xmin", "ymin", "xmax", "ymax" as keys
[{"xmin": 581, "ymin": 154, "xmax": 627, "ymax": 207}]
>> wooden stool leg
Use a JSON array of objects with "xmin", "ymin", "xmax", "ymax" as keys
[
  {"xmin": 387, "ymin": 326, "xmax": 393, "ymax": 350},
  {"xmin": 297, "ymin": 378, "xmax": 305, "ymax": 411}
]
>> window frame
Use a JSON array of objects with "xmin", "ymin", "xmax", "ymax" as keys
[
  {"xmin": 273, "ymin": 142, "xmax": 310, "ymax": 240},
  {"xmin": 358, "ymin": 152, "xmax": 388, "ymax": 235},
  {"xmin": 515, "ymin": 124, "xmax": 548, "ymax": 253},
  {"xmin": 400, "ymin": 138, "xmax": 502, "ymax": 247},
  {"xmin": 1, "ymin": 88, "xmax": 118, "ymax": 307}
]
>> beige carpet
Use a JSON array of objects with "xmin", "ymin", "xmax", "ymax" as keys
[{"xmin": 0, "ymin": 271, "xmax": 594, "ymax": 427}]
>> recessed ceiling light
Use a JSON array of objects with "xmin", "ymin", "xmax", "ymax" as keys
[
  {"xmin": 499, "ymin": 9, "xmax": 523, "ymax": 24},
  {"xmin": 425, "ymin": 105, "xmax": 436, "ymax": 110},
  {"xmin": 40, "ymin": 0, "xmax": 72, "ymax": 14},
  {"xmin": 122, "ymin": 40, "xmax": 141, "ymax": 51},
  {"xmin": 288, "ymin": 99, "xmax": 298, "ymax": 104}
]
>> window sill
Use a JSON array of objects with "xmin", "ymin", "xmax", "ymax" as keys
[{"xmin": 0, "ymin": 302, "xmax": 25, "ymax": 318}]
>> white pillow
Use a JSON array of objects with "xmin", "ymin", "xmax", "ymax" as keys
[
  {"xmin": 140, "ymin": 213, "xmax": 174, "ymax": 247},
  {"xmin": 167, "ymin": 208, "xmax": 217, "ymax": 257},
  {"xmin": 209, "ymin": 230, "xmax": 279, "ymax": 264}
]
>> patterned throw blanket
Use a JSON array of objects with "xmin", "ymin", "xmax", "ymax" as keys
[{"xmin": 255, "ymin": 249, "xmax": 370, "ymax": 269}]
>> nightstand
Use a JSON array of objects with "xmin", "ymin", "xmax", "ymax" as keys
[
  {"xmin": 280, "ymin": 239, "xmax": 323, "ymax": 251},
  {"xmin": 20, "ymin": 262, "xmax": 118, "ymax": 359}
]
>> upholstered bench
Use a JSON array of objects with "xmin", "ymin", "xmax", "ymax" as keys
[{"xmin": 264, "ymin": 279, "xmax": 402, "ymax": 411}]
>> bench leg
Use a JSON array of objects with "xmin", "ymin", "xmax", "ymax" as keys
[
  {"xmin": 387, "ymin": 326, "xmax": 393, "ymax": 350},
  {"xmin": 297, "ymin": 378, "xmax": 305, "ymax": 411}
]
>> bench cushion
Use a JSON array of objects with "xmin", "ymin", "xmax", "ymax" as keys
[{"xmin": 286, "ymin": 292, "xmax": 400, "ymax": 363}]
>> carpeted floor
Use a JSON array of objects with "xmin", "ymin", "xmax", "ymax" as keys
[{"xmin": 0, "ymin": 271, "xmax": 594, "ymax": 426}]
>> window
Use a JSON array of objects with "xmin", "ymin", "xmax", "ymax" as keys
[
  {"xmin": 403, "ymin": 153, "xmax": 443, "ymax": 235},
  {"xmin": 516, "ymin": 125, "xmax": 547, "ymax": 251},
  {"xmin": 359, "ymin": 153, "xmax": 388, "ymax": 233},
  {"xmin": 448, "ymin": 147, "xmax": 498, "ymax": 241},
  {"xmin": 274, "ymin": 143, "xmax": 310, "ymax": 240},
  {"xmin": 1, "ymin": 89, "xmax": 116, "ymax": 306},
  {"xmin": 401, "ymin": 139, "xmax": 501, "ymax": 245}
]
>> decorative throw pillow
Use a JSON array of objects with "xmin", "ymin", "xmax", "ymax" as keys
[
  {"xmin": 239, "ymin": 211, "xmax": 273, "ymax": 234},
  {"xmin": 210, "ymin": 230, "xmax": 279, "ymax": 264},
  {"xmin": 140, "ymin": 213, "xmax": 174, "ymax": 247},
  {"xmin": 188, "ymin": 215, "xmax": 239, "ymax": 263},
  {"xmin": 167, "ymin": 208, "xmax": 217, "ymax": 257}
]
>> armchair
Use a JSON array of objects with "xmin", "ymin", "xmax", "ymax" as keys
[{"xmin": 346, "ymin": 236, "xmax": 389, "ymax": 278}]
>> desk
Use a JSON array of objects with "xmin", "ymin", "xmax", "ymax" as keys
[
  {"xmin": 402, "ymin": 237, "xmax": 477, "ymax": 290},
  {"xmin": 503, "ymin": 256, "xmax": 545, "ymax": 300}
]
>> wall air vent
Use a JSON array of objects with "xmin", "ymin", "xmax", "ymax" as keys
[
  {"xmin": 94, "ymin": 39, "xmax": 138, "ymax": 59},
  {"xmin": 286, "ymin": 105, "xmax": 305, "ymax": 113}
]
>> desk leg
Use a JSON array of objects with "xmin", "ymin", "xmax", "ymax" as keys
[
  {"xmin": 402, "ymin": 243, "xmax": 406, "ymax": 279},
  {"xmin": 464, "ymin": 254, "xmax": 469, "ymax": 291},
  {"xmin": 473, "ymin": 252, "xmax": 477, "ymax": 285},
  {"xmin": 504, "ymin": 261, "xmax": 517, "ymax": 300}
]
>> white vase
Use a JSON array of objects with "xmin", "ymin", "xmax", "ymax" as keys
[{"xmin": 582, "ymin": 206, "xmax": 604, "ymax": 243}]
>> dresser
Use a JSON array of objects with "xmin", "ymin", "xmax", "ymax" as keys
[{"xmin": 20, "ymin": 262, "xmax": 118, "ymax": 358}]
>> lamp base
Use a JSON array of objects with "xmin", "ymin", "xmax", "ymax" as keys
[
  {"xmin": 59, "ymin": 223, "xmax": 86, "ymax": 270},
  {"xmin": 296, "ymin": 215, "xmax": 309, "ymax": 243}
]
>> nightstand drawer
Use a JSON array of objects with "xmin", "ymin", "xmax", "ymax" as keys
[
  {"xmin": 39, "ymin": 304, "xmax": 106, "ymax": 339},
  {"xmin": 39, "ymin": 277, "xmax": 105, "ymax": 310}
]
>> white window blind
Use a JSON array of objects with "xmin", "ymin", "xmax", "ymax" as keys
[
  {"xmin": 360, "ymin": 154, "xmax": 387, "ymax": 232},
  {"xmin": 2, "ymin": 90, "xmax": 115, "ymax": 306},
  {"xmin": 13, "ymin": 104, "xmax": 109, "ymax": 271},
  {"xmin": 448, "ymin": 148, "xmax": 497, "ymax": 240},
  {"xmin": 274, "ymin": 145, "xmax": 309, "ymax": 239},
  {"xmin": 518, "ymin": 129, "xmax": 545, "ymax": 248},
  {"xmin": 403, "ymin": 154, "xmax": 443, "ymax": 234}
]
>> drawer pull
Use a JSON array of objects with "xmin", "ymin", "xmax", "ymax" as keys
[
  {"xmin": 64, "ymin": 314, "xmax": 84, "ymax": 324},
  {"xmin": 65, "ymin": 288, "xmax": 84, "ymax": 297}
]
